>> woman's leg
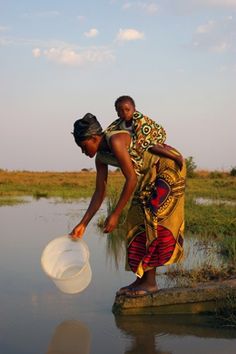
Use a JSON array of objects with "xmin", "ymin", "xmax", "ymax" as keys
[{"xmin": 125, "ymin": 268, "xmax": 158, "ymax": 296}]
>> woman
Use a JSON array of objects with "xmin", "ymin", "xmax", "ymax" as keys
[{"xmin": 70, "ymin": 112, "xmax": 186, "ymax": 297}]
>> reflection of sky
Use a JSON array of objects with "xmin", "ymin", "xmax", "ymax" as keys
[{"xmin": 0, "ymin": 199, "xmax": 236, "ymax": 354}]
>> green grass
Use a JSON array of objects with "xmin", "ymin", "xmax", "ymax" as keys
[
  {"xmin": 185, "ymin": 197, "xmax": 236, "ymax": 236},
  {"xmin": 0, "ymin": 197, "xmax": 28, "ymax": 206},
  {"xmin": 1, "ymin": 170, "xmax": 236, "ymax": 238},
  {"xmin": 0, "ymin": 170, "xmax": 124, "ymax": 201},
  {"xmin": 218, "ymin": 234, "xmax": 236, "ymax": 263},
  {"xmin": 186, "ymin": 176, "xmax": 236, "ymax": 201}
]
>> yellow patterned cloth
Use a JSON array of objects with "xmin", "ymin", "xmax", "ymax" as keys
[
  {"xmin": 125, "ymin": 151, "xmax": 186, "ymax": 277},
  {"xmin": 99, "ymin": 113, "xmax": 185, "ymax": 278}
]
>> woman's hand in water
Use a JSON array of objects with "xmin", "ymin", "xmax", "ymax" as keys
[
  {"xmin": 69, "ymin": 223, "xmax": 86, "ymax": 240},
  {"xmin": 103, "ymin": 213, "xmax": 119, "ymax": 233}
]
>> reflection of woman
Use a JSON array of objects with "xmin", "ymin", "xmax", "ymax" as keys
[
  {"xmin": 70, "ymin": 112, "xmax": 186, "ymax": 297},
  {"xmin": 46, "ymin": 320, "xmax": 90, "ymax": 354},
  {"xmin": 115, "ymin": 315, "xmax": 172, "ymax": 354}
]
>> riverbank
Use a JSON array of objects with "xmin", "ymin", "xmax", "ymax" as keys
[
  {"xmin": 0, "ymin": 169, "xmax": 236, "ymax": 238},
  {"xmin": 1, "ymin": 169, "xmax": 236, "ymax": 200}
]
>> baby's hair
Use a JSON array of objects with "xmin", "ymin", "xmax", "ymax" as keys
[{"xmin": 114, "ymin": 95, "xmax": 136, "ymax": 110}]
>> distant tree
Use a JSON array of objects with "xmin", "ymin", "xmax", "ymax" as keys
[
  {"xmin": 185, "ymin": 156, "xmax": 197, "ymax": 178},
  {"xmin": 81, "ymin": 168, "xmax": 93, "ymax": 172},
  {"xmin": 230, "ymin": 167, "xmax": 236, "ymax": 177}
]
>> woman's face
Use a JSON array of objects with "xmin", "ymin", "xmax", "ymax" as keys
[
  {"xmin": 116, "ymin": 100, "xmax": 135, "ymax": 122},
  {"xmin": 78, "ymin": 136, "xmax": 100, "ymax": 158}
]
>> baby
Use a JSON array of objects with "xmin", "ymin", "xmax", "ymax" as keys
[{"xmin": 106, "ymin": 95, "xmax": 183, "ymax": 173}]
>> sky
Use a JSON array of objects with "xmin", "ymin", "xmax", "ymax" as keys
[{"xmin": 0, "ymin": 0, "xmax": 235, "ymax": 172}]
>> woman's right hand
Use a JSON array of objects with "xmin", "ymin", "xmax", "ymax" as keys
[{"xmin": 69, "ymin": 223, "xmax": 86, "ymax": 240}]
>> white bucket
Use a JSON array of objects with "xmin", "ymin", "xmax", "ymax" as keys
[{"xmin": 41, "ymin": 236, "xmax": 92, "ymax": 294}]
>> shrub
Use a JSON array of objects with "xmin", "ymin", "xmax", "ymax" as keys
[
  {"xmin": 185, "ymin": 156, "xmax": 197, "ymax": 178},
  {"xmin": 209, "ymin": 171, "xmax": 224, "ymax": 179},
  {"xmin": 230, "ymin": 167, "xmax": 236, "ymax": 177}
]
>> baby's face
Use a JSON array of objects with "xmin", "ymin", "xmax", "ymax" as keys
[{"xmin": 116, "ymin": 101, "xmax": 135, "ymax": 122}]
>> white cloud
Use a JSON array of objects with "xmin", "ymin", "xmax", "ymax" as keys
[
  {"xmin": 32, "ymin": 48, "xmax": 41, "ymax": 57},
  {"xmin": 84, "ymin": 28, "xmax": 99, "ymax": 38},
  {"xmin": 192, "ymin": 16, "xmax": 236, "ymax": 53},
  {"xmin": 122, "ymin": 1, "xmax": 158, "ymax": 14},
  {"xmin": 36, "ymin": 46, "xmax": 114, "ymax": 66},
  {"xmin": 218, "ymin": 65, "xmax": 228, "ymax": 72},
  {"xmin": 122, "ymin": 2, "xmax": 132, "ymax": 10},
  {"xmin": 196, "ymin": 20, "xmax": 215, "ymax": 34},
  {"xmin": 141, "ymin": 2, "xmax": 159, "ymax": 14},
  {"xmin": 0, "ymin": 34, "xmax": 114, "ymax": 66},
  {"xmin": 21, "ymin": 10, "xmax": 60, "ymax": 18},
  {"xmin": 77, "ymin": 15, "xmax": 86, "ymax": 22},
  {"xmin": 165, "ymin": 0, "xmax": 236, "ymax": 14},
  {"xmin": 117, "ymin": 28, "xmax": 144, "ymax": 41},
  {"xmin": 0, "ymin": 25, "xmax": 10, "ymax": 32},
  {"xmin": 204, "ymin": 0, "xmax": 236, "ymax": 8},
  {"xmin": 0, "ymin": 36, "xmax": 14, "ymax": 46},
  {"xmin": 211, "ymin": 41, "xmax": 231, "ymax": 52},
  {"xmin": 218, "ymin": 63, "xmax": 236, "ymax": 73}
]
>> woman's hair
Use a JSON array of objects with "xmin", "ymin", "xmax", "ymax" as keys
[
  {"xmin": 72, "ymin": 113, "xmax": 103, "ymax": 145},
  {"xmin": 114, "ymin": 95, "xmax": 136, "ymax": 110}
]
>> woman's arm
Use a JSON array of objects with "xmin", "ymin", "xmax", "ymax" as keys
[
  {"xmin": 103, "ymin": 133, "xmax": 137, "ymax": 233},
  {"xmin": 70, "ymin": 159, "xmax": 108, "ymax": 239},
  {"xmin": 149, "ymin": 143, "xmax": 184, "ymax": 169}
]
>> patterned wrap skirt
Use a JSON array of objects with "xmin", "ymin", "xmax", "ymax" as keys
[{"xmin": 125, "ymin": 151, "xmax": 186, "ymax": 278}]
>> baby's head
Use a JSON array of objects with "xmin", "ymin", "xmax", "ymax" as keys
[{"xmin": 114, "ymin": 95, "xmax": 136, "ymax": 122}]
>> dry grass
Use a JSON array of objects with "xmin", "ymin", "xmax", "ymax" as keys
[{"xmin": 0, "ymin": 169, "xmax": 124, "ymax": 199}]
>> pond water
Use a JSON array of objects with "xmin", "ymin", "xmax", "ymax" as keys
[{"xmin": 1, "ymin": 198, "xmax": 236, "ymax": 354}]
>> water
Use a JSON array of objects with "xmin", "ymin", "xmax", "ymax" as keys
[
  {"xmin": 60, "ymin": 265, "xmax": 83, "ymax": 279},
  {"xmin": 0, "ymin": 198, "xmax": 236, "ymax": 354},
  {"xmin": 195, "ymin": 197, "xmax": 236, "ymax": 206}
]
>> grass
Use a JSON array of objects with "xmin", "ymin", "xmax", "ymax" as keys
[
  {"xmin": 0, "ymin": 169, "xmax": 124, "ymax": 201},
  {"xmin": 218, "ymin": 234, "xmax": 236, "ymax": 263},
  {"xmin": 1, "ymin": 169, "xmax": 236, "ymax": 238},
  {"xmin": 165, "ymin": 262, "xmax": 236, "ymax": 287},
  {"xmin": 0, "ymin": 197, "xmax": 28, "ymax": 206},
  {"xmin": 185, "ymin": 197, "xmax": 236, "ymax": 236},
  {"xmin": 186, "ymin": 174, "xmax": 236, "ymax": 201}
]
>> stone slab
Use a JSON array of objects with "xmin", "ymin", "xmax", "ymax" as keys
[{"xmin": 112, "ymin": 278, "xmax": 236, "ymax": 315}]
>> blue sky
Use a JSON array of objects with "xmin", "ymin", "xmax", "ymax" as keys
[{"xmin": 1, "ymin": 0, "xmax": 235, "ymax": 171}]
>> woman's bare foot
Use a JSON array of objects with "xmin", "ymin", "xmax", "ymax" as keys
[
  {"xmin": 116, "ymin": 278, "xmax": 142, "ymax": 296},
  {"xmin": 125, "ymin": 284, "xmax": 158, "ymax": 297},
  {"xmin": 125, "ymin": 268, "xmax": 158, "ymax": 296}
]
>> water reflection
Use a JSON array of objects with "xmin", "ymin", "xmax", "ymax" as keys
[
  {"xmin": 115, "ymin": 315, "xmax": 170, "ymax": 354},
  {"xmin": 195, "ymin": 197, "xmax": 236, "ymax": 206},
  {"xmin": 1, "ymin": 198, "xmax": 236, "ymax": 354},
  {"xmin": 115, "ymin": 315, "xmax": 236, "ymax": 354},
  {"xmin": 46, "ymin": 320, "xmax": 90, "ymax": 354}
]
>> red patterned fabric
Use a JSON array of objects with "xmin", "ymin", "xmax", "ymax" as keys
[{"xmin": 128, "ymin": 225, "xmax": 176, "ymax": 273}]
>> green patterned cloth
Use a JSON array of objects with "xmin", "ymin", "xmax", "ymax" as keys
[{"xmin": 105, "ymin": 111, "xmax": 166, "ymax": 174}]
